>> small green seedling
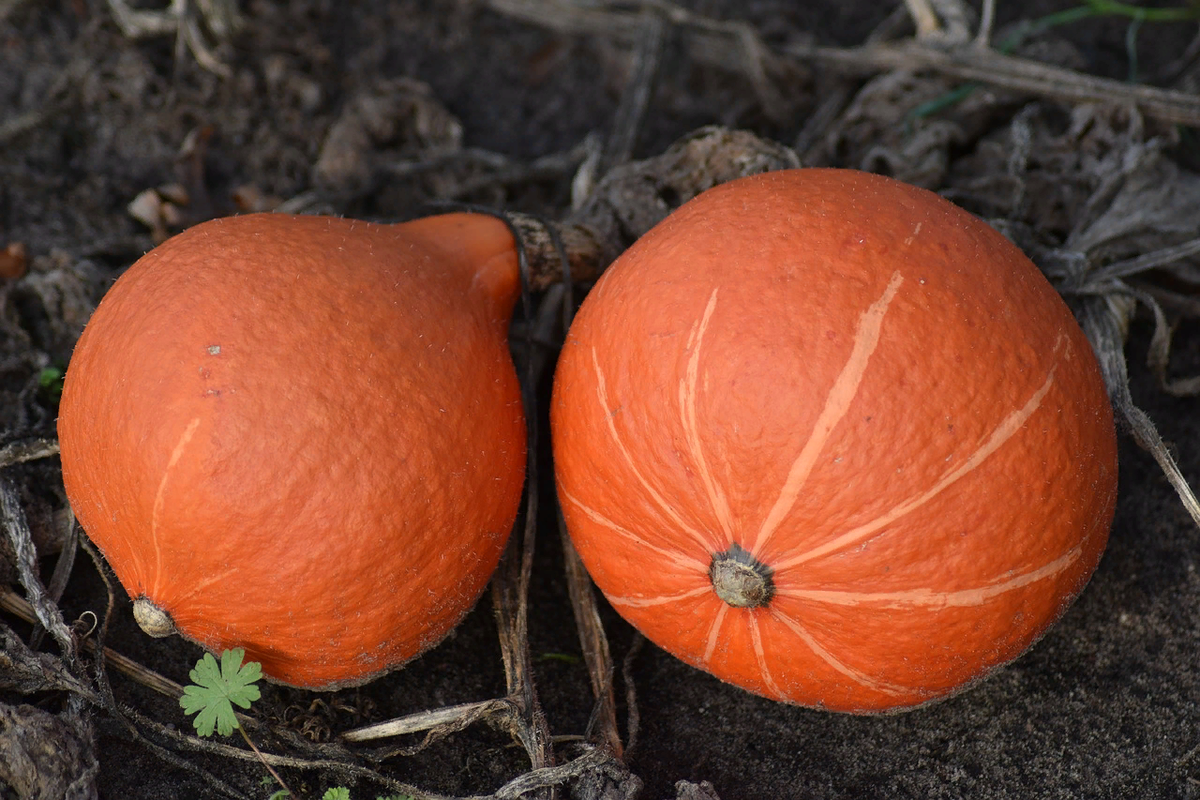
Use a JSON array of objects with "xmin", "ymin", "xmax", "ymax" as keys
[
  {"xmin": 180, "ymin": 648, "xmax": 262, "ymax": 736},
  {"xmin": 181, "ymin": 649, "xmax": 295, "ymax": 796},
  {"xmin": 180, "ymin": 650, "xmax": 415, "ymax": 799},
  {"xmin": 37, "ymin": 365, "xmax": 65, "ymax": 403}
]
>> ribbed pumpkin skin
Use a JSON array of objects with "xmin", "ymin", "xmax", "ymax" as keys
[
  {"xmin": 59, "ymin": 212, "xmax": 526, "ymax": 689},
  {"xmin": 551, "ymin": 169, "xmax": 1118, "ymax": 713}
]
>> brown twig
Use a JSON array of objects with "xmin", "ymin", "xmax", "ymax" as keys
[
  {"xmin": 559, "ymin": 510, "xmax": 623, "ymax": 758},
  {"xmin": 486, "ymin": 0, "xmax": 797, "ymax": 122},
  {"xmin": 489, "ymin": 0, "xmax": 1200, "ymax": 128},
  {"xmin": 491, "ymin": 201, "xmax": 557, "ymax": 789},
  {"xmin": 785, "ymin": 39, "xmax": 1200, "ymax": 127},
  {"xmin": 601, "ymin": 9, "xmax": 665, "ymax": 173},
  {"xmin": 104, "ymin": 0, "xmax": 240, "ymax": 78},
  {"xmin": 793, "ymin": 4, "xmax": 913, "ymax": 161},
  {"xmin": 975, "ymin": 0, "xmax": 996, "ymax": 48},
  {"xmin": 0, "ymin": 437, "xmax": 59, "ymax": 469},
  {"xmin": 340, "ymin": 699, "xmax": 513, "ymax": 744},
  {"xmin": 237, "ymin": 725, "xmax": 294, "ymax": 797},
  {"xmin": 0, "ymin": 587, "xmax": 194, "ymax": 705},
  {"xmin": 387, "ymin": 140, "xmax": 593, "ymax": 200},
  {"xmin": 1, "ymin": 478, "xmax": 75, "ymax": 659},
  {"xmin": 124, "ymin": 704, "xmax": 431, "ymax": 799}
]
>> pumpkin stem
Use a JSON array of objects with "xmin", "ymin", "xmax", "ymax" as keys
[
  {"xmin": 133, "ymin": 596, "xmax": 177, "ymax": 638},
  {"xmin": 395, "ymin": 213, "xmax": 522, "ymax": 319},
  {"xmin": 709, "ymin": 543, "xmax": 774, "ymax": 608}
]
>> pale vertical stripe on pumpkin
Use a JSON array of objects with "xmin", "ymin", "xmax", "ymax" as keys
[
  {"xmin": 150, "ymin": 416, "xmax": 201, "ymax": 598},
  {"xmin": 750, "ymin": 270, "xmax": 905, "ymax": 559},
  {"xmin": 748, "ymin": 614, "xmax": 784, "ymax": 698},
  {"xmin": 702, "ymin": 602, "xmax": 731, "ymax": 664},
  {"xmin": 771, "ymin": 610, "xmax": 908, "ymax": 697},
  {"xmin": 778, "ymin": 543, "xmax": 1083, "ymax": 608},
  {"xmin": 560, "ymin": 487, "xmax": 708, "ymax": 573},
  {"xmin": 679, "ymin": 288, "xmax": 736, "ymax": 541},
  {"xmin": 772, "ymin": 353, "xmax": 1060, "ymax": 573},
  {"xmin": 590, "ymin": 347, "xmax": 719, "ymax": 553}
]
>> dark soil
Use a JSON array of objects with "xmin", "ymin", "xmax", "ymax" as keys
[{"xmin": 3, "ymin": 1, "xmax": 1200, "ymax": 799}]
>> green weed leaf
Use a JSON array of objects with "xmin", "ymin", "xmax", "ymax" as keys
[
  {"xmin": 179, "ymin": 648, "xmax": 262, "ymax": 737},
  {"xmin": 321, "ymin": 790, "xmax": 350, "ymax": 800}
]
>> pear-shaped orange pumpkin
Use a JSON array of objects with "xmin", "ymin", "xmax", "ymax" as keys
[
  {"xmin": 551, "ymin": 169, "xmax": 1118, "ymax": 712},
  {"xmin": 59, "ymin": 212, "xmax": 526, "ymax": 688}
]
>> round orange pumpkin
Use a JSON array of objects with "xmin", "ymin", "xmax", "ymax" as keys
[
  {"xmin": 550, "ymin": 168, "xmax": 1118, "ymax": 712},
  {"xmin": 58, "ymin": 212, "xmax": 526, "ymax": 688}
]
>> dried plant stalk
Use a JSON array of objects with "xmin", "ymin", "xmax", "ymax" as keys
[{"xmin": 1078, "ymin": 295, "xmax": 1200, "ymax": 528}]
